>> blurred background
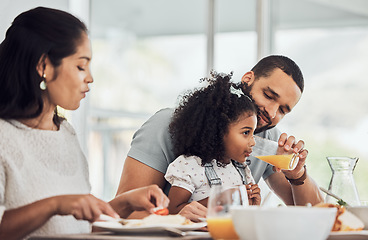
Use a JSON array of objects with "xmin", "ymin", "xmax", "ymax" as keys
[{"xmin": 1, "ymin": 0, "xmax": 368, "ymax": 205}]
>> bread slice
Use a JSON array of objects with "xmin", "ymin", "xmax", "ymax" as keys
[{"xmin": 315, "ymin": 203, "xmax": 364, "ymax": 231}]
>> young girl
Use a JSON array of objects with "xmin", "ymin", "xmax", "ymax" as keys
[{"xmin": 165, "ymin": 71, "xmax": 261, "ymax": 214}]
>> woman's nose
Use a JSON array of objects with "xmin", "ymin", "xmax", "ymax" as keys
[{"xmin": 86, "ymin": 73, "xmax": 93, "ymax": 83}]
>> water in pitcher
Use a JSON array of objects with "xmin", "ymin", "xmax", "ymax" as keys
[{"xmin": 326, "ymin": 156, "xmax": 360, "ymax": 206}]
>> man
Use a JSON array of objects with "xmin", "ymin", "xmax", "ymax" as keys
[{"xmin": 116, "ymin": 55, "xmax": 324, "ymax": 221}]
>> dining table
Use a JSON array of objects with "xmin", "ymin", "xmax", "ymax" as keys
[
  {"xmin": 28, "ymin": 232, "xmax": 368, "ymax": 240},
  {"xmin": 27, "ymin": 215, "xmax": 368, "ymax": 240},
  {"xmin": 29, "ymin": 231, "xmax": 213, "ymax": 240},
  {"xmin": 28, "ymin": 230, "xmax": 368, "ymax": 240},
  {"xmin": 28, "ymin": 229, "xmax": 368, "ymax": 240}
]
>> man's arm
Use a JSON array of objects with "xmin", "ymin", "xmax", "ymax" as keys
[
  {"xmin": 265, "ymin": 133, "xmax": 324, "ymax": 206},
  {"xmin": 116, "ymin": 156, "xmax": 167, "ymax": 218},
  {"xmin": 265, "ymin": 170, "xmax": 323, "ymax": 206}
]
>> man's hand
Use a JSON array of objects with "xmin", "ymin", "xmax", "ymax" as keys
[
  {"xmin": 276, "ymin": 133, "xmax": 308, "ymax": 180},
  {"xmin": 266, "ymin": 133, "xmax": 324, "ymax": 206}
]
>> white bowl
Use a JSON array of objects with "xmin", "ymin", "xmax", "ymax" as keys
[
  {"xmin": 230, "ymin": 206, "xmax": 337, "ymax": 240},
  {"xmin": 346, "ymin": 206, "xmax": 368, "ymax": 230}
]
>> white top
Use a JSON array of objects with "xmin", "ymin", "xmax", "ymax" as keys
[
  {"xmin": 164, "ymin": 155, "xmax": 255, "ymax": 202},
  {"xmin": 0, "ymin": 119, "xmax": 91, "ymax": 239}
]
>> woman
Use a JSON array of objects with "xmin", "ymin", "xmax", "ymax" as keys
[{"xmin": 0, "ymin": 7, "xmax": 168, "ymax": 240}]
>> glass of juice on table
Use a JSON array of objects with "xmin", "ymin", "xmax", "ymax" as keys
[
  {"xmin": 252, "ymin": 136, "xmax": 299, "ymax": 170},
  {"xmin": 207, "ymin": 185, "xmax": 248, "ymax": 240}
]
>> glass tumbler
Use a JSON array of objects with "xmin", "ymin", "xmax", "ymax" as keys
[
  {"xmin": 252, "ymin": 136, "xmax": 299, "ymax": 170},
  {"xmin": 207, "ymin": 185, "xmax": 248, "ymax": 240}
]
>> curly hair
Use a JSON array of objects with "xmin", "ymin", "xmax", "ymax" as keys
[{"xmin": 169, "ymin": 71, "xmax": 256, "ymax": 167}]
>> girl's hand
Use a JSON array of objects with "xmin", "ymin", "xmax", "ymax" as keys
[
  {"xmin": 246, "ymin": 183, "xmax": 261, "ymax": 205},
  {"xmin": 53, "ymin": 194, "xmax": 119, "ymax": 222}
]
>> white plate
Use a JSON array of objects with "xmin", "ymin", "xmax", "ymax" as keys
[
  {"xmin": 92, "ymin": 220, "xmax": 207, "ymax": 233},
  {"xmin": 328, "ymin": 230, "xmax": 368, "ymax": 240},
  {"xmin": 198, "ymin": 217, "xmax": 207, "ymax": 222}
]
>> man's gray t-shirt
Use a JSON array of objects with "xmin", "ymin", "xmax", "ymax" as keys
[{"xmin": 127, "ymin": 108, "xmax": 281, "ymax": 195}]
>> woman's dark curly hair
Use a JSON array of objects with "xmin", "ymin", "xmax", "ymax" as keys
[{"xmin": 169, "ymin": 71, "xmax": 257, "ymax": 166}]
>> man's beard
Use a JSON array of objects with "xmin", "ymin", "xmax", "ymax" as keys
[
  {"xmin": 255, "ymin": 121, "xmax": 275, "ymax": 134},
  {"xmin": 242, "ymin": 83, "xmax": 275, "ymax": 134}
]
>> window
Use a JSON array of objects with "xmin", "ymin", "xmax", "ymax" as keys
[
  {"xmin": 89, "ymin": 0, "xmax": 208, "ymax": 199},
  {"xmin": 3, "ymin": 0, "xmax": 367, "ymax": 205},
  {"xmin": 88, "ymin": 0, "xmax": 368, "ymax": 203},
  {"xmin": 273, "ymin": 0, "xmax": 368, "ymax": 202}
]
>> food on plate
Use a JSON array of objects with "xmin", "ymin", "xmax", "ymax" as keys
[
  {"xmin": 315, "ymin": 203, "xmax": 364, "ymax": 231},
  {"xmin": 123, "ymin": 214, "xmax": 194, "ymax": 227},
  {"xmin": 153, "ymin": 207, "xmax": 169, "ymax": 215}
]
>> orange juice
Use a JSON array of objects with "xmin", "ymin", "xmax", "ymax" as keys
[
  {"xmin": 207, "ymin": 217, "xmax": 239, "ymax": 240},
  {"xmin": 256, "ymin": 154, "xmax": 299, "ymax": 170}
]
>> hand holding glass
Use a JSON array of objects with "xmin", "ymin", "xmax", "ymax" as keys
[{"xmin": 252, "ymin": 136, "xmax": 299, "ymax": 170}]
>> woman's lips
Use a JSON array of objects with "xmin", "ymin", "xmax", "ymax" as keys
[{"xmin": 81, "ymin": 89, "xmax": 89, "ymax": 98}]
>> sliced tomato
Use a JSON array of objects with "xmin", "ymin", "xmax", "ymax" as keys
[{"xmin": 154, "ymin": 208, "xmax": 169, "ymax": 216}]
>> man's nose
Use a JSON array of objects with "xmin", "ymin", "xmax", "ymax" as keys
[{"xmin": 265, "ymin": 104, "xmax": 278, "ymax": 119}]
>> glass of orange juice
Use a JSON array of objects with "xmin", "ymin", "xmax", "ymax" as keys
[
  {"xmin": 207, "ymin": 185, "xmax": 248, "ymax": 240},
  {"xmin": 252, "ymin": 136, "xmax": 299, "ymax": 170}
]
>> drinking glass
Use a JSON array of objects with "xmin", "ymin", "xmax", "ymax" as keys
[
  {"xmin": 207, "ymin": 185, "xmax": 248, "ymax": 240},
  {"xmin": 252, "ymin": 136, "xmax": 299, "ymax": 170}
]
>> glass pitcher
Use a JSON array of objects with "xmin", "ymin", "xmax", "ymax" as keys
[{"xmin": 326, "ymin": 156, "xmax": 360, "ymax": 206}]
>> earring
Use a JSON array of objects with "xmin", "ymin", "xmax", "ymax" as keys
[{"xmin": 40, "ymin": 73, "xmax": 47, "ymax": 90}]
